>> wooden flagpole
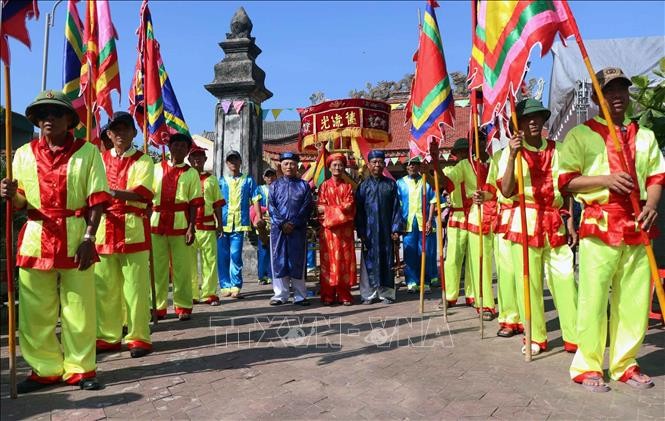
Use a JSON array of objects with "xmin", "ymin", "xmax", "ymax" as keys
[
  {"xmin": 418, "ymin": 165, "xmax": 427, "ymax": 314},
  {"xmin": 4, "ymin": 62, "xmax": 18, "ymax": 399},
  {"xmin": 560, "ymin": 0, "xmax": 665, "ymax": 321},
  {"xmin": 471, "ymin": 91, "xmax": 484, "ymax": 339},
  {"xmin": 508, "ymin": 96, "xmax": 533, "ymax": 362},
  {"xmin": 430, "ymin": 141, "xmax": 448, "ymax": 322}
]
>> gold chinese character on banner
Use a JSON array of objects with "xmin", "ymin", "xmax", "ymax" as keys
[
  {"xmin": 332, "ymin": 113, "xmax": 343, "ymax": 128},
  {"xmin": 345, "ymin": 111, "xmax": 357, "ymax": 125},
  {"xmin": 320, "ymin": 115, "xmax": 331, "ymax": 130}
]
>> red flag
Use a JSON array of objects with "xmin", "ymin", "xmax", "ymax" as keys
[{"xmin": 0, "ymin": 0, "xmax": 39, "ymax": 65}]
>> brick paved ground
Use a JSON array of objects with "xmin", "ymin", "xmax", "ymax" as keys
[{"xmin": 1, "ymin": 274, "xmax": 664, "ymax": 420}]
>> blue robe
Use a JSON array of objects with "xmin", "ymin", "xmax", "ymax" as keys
[
  {"xmin": 269, "ymin": 176, "xmax": 313, "ymax": 279},
  {"xmin": 355, "ymin": 176, "xmax": 403, "ymax": 289}
]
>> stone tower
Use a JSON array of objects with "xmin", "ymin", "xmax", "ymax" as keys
[{"xmin": 205, "ymin": 7, "xmax": 272, "ymax": 183}]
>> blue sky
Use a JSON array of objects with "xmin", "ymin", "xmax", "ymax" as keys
[{"xmin": 3, "ymin": 0, "xmax": 664, "ymax": 136}]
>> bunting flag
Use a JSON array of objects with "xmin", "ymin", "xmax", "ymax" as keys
[
  {"xmin": 62, "ymin": 0, "xmax": 89, "ymax": 138},
  {"xmin": 0, "ymin": 0, "xmax": 39, "ymax": 65},
  {"xmin": 232, "ymin": 100, "xmax": 244, "ymax": 114},
  {"xmin": 271, "ymin": 108, "xmax": 283, "ymax": 120},
  {"xmin": 220, "ymin": 99, "xmax": 232, "ymax": 114},
  {"xmin": 129, "ymin": 0, "xmax": 189, "ymax": 146},
  {"xmin": 406, "ymin": 0, "xmax": 455, "ymax": 158},
  {"xmin": 261, "ymin": 109, "xmax": 270, "ymax": 120},
  {"xmin": 468, "ymin": 0, "xmax": 574, "ymax": 125},
  {"xmin": 79, "ymin": 0, "xmax": 120, "ymax": 118}
]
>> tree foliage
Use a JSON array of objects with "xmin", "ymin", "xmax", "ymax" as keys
[{"xmin": 628, "ymin": 57, "xmax": 665, "ymax": 149}]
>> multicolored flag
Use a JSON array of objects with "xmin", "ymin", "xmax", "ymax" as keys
[
  {"xmin": 302, "ymin": 148, "xmax": 330, "ymax": 188},
  {"xmin": 62, "ymin": 0, "xmax": 89, "ymax": 138},
  {"xmin": 129, "ymin": 0, "xmax": 189, "ymax": 146},
  {"xmin": 406, "ymin": 0, "xmax": 455, "ymax": 158},
  {"xmin": 468, "ymin": 0, "xmax": 574, "ymax": 125},
  {"xmin": 0, "ymin": 0, "xmax": 39, "ymax": 65},
  {"xmin": 79, "ymin": 0, "xmax": 120, "ymax": 118}
]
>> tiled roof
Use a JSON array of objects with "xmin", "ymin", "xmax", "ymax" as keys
[
  {"xmin": 263, "ymin": 104, "xmax": 472, "ymax": 161},
  {"xmin": 263, "ymin": 121, "xmax": 300, "ymax": 141}
]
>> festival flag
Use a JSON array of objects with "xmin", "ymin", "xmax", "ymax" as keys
[
  {"xmin": 468, "ymin": 0, "xmax": 574, "ymax": 125},
  {"xmin": 79, "ymin": 0, "xmax": 120, "ymax": 118},
  {"xmin": 0, "ymin": 0, "xmax": 39, "ymax": 65},
  {"xmin": 406, "ymin": 0, "xmax": 455, "ymax": 158},
  {"xmin": 302, "ymin": 148, "xmax": 329, "ymax": 188},
  {"xmin": 62, "ymin": 0, "xmax": 90, "ymax": 138},
  {"xmin": 129, "ymin": 0, "xmax": 189, "ymax": 145}
]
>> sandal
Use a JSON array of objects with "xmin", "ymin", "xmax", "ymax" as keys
[
  {"xmin": 497, "ymin": 327, "xmax": 515, "ymax": 338},
  {"xmin": 482, "ymin": 311, "xmax": 495, "ymax": 321},
  {"xmin": 624, "ymin": 372, "xmax": 655, "ymax": 390},
  {"xmin": 581, "ymin": 375, "xmax": 611, "ymax": 393}
]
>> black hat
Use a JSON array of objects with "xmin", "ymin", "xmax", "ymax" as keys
[
  {"xmin": 279, "ymin": 152, "xmax": 299, "ymax": 162},
  {"xmin": 263, "ymin": 168, "xmax": 277, "ymax": 177},
  {"xmin": 107, "ymin": 111, "xmax": 136, "ymax": 129},
  {"xmin": 225, "ymin": 150, "xmax": 242, "ymax": 162},
  {"xmin": 169, "ymin": 133, "xmax": 193, "ymax": 147},
  {"xmin": 452, "ymin": 138, "xmax": 469, "ymax": 151}
]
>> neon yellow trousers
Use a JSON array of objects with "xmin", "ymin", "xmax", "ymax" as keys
[
  {"xmin": 95, "ymin": 251, "xmax": 151, "ymax": 347},
  {"xmin": 511, "ymin": 239, "xmax": 577, "ymax": 348},
  {"xmin": 192, "ymin": 230, "xmax": 219, "ymax": 301},
  {"xmin": 152, "ymin": 234, "xmax": 195, "ymax": 314},
  {"xmin": 467, "ymin": 231, "xmax": 495, "ymax": 312},
  {"xmin": 18, "ymin": 267, "xmax": 96, "ymax": 381},
  {"xmin": 570, "ymin": 237, "xmax": 650, "ymax": 381},
  {"xmin": 495, "ymin": 234, "xmax": 519, "ymax": 329},
  {"xmin": 444, "ymin": 226, "xmax": 474, "ymax": 303}
]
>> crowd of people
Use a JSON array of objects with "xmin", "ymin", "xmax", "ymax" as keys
[{"xmin": 1, "ymin": 66, "xmax": 663, "ymax": 395}]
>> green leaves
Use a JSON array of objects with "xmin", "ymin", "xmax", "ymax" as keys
[{"xmin": 629, "ymin": 57, "xmax": 665, "ymax": 149}]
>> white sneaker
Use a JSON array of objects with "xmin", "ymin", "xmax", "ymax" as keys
[{"xmin": 521, "ymin": 343, "xmax": 541, "ymax": 355}]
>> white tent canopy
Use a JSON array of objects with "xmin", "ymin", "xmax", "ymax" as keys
[{"xmin": 548, "ymin": 36, "xmax": 665, "ymax": 141}]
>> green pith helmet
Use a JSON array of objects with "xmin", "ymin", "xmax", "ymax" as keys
[
  {"xmin": 515, "ymin": 98, "xmax": 551, "ymax": 121},
  {"xmin": 25, "ymin": 90, "xmax": 80, "ymax": 129},
  {"xmin": 452, "ymin": 137, "xmax": 469, "ymax": 151}
]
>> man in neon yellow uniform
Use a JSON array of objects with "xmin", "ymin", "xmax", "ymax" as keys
[
  {"xmin": 559, "ymin": 68, "xmax": 664, "ymax": 392},
  {"xmin": 152, "ymin": 133, "xmax": 203, "ymax": 321},
  {"xmin": 467, "ymin": 137, "xmax": 497, "ymax": 321},
  {"xmin": 1, "ymin": 91, "xmax": 110, "ymax": 393},
  {"xmin": 493, "ymin": 99, "xmax": 578, "ymax": 355},
  {"xmin": 488, "ymin": 150, "xmax": 519, "ymax": 337},
  {"xmin": 95, "ymin": 112, "xmax": 154, "ymax": 358},
  {"xmin": 188, "ymin": 145, "xmax": 225, "ymax": 306},
  {"xmin": 440, "ymin": 139, "xmax": 475, "ymax": 307}
]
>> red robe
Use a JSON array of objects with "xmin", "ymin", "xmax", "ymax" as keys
[{"xmin": 318, "ymin": 177, "xmax": 357, "ymax": 303}]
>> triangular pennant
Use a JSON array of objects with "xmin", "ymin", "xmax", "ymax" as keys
[
  {"xmin": 221, "ymin": 100, "xmax": 232, "ymax": 114},
  {"xmin": 256, "ymin": 105, "xmax": 261, "ymax": 116},
  {"xmin": 232, "ymin": 100, "xmax": 245, "ymax": 114},
  {"xmin": 271, "ymin": 109, "xmax": 283, "ymax": 120},
  {"xmin": 384, "ymin": 158, "xmax": 390, "ymax": 166},
  {"xmin": 399, "ymin": 156, "xmax": 407, "ymax": 163},
  {"xmin": 261, "ymin": 109, "xmax": 270, "ymax": 120},
  {"xmin": 391, "ymin": 157, "xmax": 399, "ymax": 165}
]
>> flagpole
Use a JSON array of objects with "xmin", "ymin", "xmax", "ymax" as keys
[
  {"xmin": 508, "ymin": 95, "xmax": 532, "ymax": 362},
  {"xmin": 4, "ymin": 62, "xmax": 18, "ymax": 399},
  {"xmin": 560, "ymin": 0, "xmax": 665, "ymax": 320},
  {"xmin": 471, "ymin": 91, "xmax": 484, "ymax": 339},
  {"xmin": 419, "ymin": 168, "xmax": 427, "ymax": 314},
  {"xmin": 430, "ymin": 140, "xmax": 448, "ymax": 323}
]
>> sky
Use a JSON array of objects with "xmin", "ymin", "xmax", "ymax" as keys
[{"xmin": 3, "ymin": 0, "xmax": 664, "ymax": 137}]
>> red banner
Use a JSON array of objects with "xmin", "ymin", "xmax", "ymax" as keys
[{"xmin": 298, "ymin": 98, "xmax": 391, "ymax": 151}]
